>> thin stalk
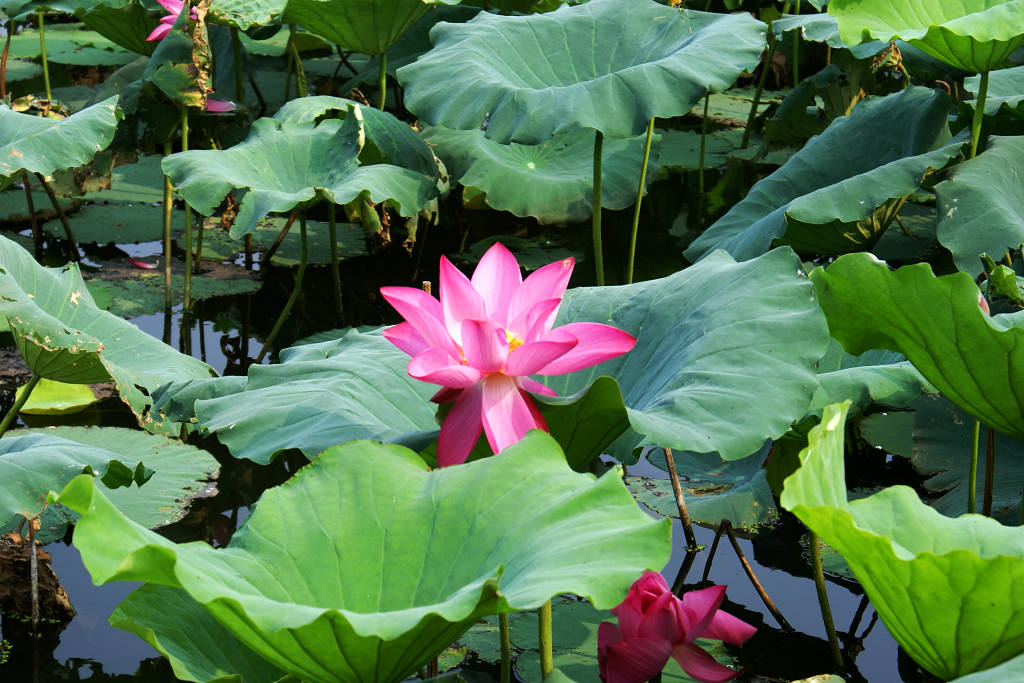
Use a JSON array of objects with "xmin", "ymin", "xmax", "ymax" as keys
[
  {"xmin": 194, "ymin": 214, "xmax": 204, "ymax": 268},
  {"xmin": 182, "ymin": 109, "xmax": 193, "ymax": 312},
  {"xmin": 969, "ymin": 419, "xmax": 980, "ymax": 513},
  {"xmin": 262, "ymin": 210, "xmax": 297, "ymax": 263},
  {"xmin": 282, "ymin": 30, "xmax": 293, "ymax": 101},
  {"xmin": 791, "ymin": 0, "xmax": 800, "ymax": 86},
  {"xmin": 697, "ymin": 93, "xmax": 709, "ymax": 226},
  {"xmin": 231, "ymin": 27, "xmax": 245, "ymax": 104},
  {"xmin": 35, "ymin": 173, "xmax": 79, "ymax": 261},
  {"xmin": 499, "ymin": 612, "xmax": 511, "ymax": 683},
  {"xmin": 288, "ymin": 25, "xmax": 308, "ymax": 98},
  {"xmin": 671, "ymin": 550, "xmax": 699, "ymax": 595},
  {"xmin": 539, "ymin": 598, "xmax": 553, "ymax": 678},
  {"xmin": 256, "ymin": 213, "xmax": 307, "ymax": 363},
  {"xmin": 810, "ymin": 531, "xmax": 843, "ymax": 670},
  {"xmin": 592, "ymin": 130, "xmax": 605, "ymax": 286},
  {"xmin": 28, "ymin": 516, "xmax": 39, "ymax": 632},
  {"xmin": 162, "ymin": 141, "xmax": 174, "ymax": 312},
  {"xmin": 22, "ymin": 173, "xmax": 42, "ymax": 256},
  {"xmin": 741, "ymin": 32, "xmax": 779, "ymax": 148},
  {"xmin": 700, "ymin": 523, "xmax": 725, "ymax": 582},
  {"xmin": 663, "ymin": 448, "xmax": 697, "ymax": 549},
  {"xmin": 37, "ymin": 11, "xmax": 50, "ymax": 102},
  {"xmin": 723, "ymin": 520, "xmax": 794, "ymax": 631},
  {"xmin": 244, "ymin": 233, "xmax": 253, "ymax": 270},
  {"xmin": 969, "ymin": 71, "xmax": 989, "ymax": 159},
  {"xmin": 626, "ymin": 118, "xmax": 655, "ymax": 284},
  {"xmin": 377, "ymin": 52, "xmax": 387, "ymax": 110},
  {"xmin": 983, "ymin": 427, "xmax": 995, "ymax": 516},
  {"xmin": 328, "ymin": 203, "xmax": 342, "ymax": 324},
  {"xmin": 0, "ymin": 374, "xmax": 40, "ymax": 435},
  {"xmin": 1, "ymin": 20, "xmax": 12, "ymax": 100}
]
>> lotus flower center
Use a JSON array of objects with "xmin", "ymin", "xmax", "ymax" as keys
[{"xmin": 506, "ymin": 330, "xmax": 524, "ymax": 352}]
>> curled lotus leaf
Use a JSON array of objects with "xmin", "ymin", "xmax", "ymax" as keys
[
  {"xmin": 398, "ymin": 0, "xmax": 767, "ymax": 144},
  {"xmin": 782, "ymin": 401, "xmax": 1024, "ymax": 680},
  {"xmin": 55, "ymin": 431, "xmax": 670, "ymax": 683}
]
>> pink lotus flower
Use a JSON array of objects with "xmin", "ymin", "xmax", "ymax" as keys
[
  {"xmin": 146, "ymin": 0, "xmax": 193, "ymax": 42},
  {"xmin": 380, "ymin": 242, "xmax": 636, "ymax": 466},
  {"xmin": 598, "ymin": 571, "xmax": 756, "ymax": 683}
]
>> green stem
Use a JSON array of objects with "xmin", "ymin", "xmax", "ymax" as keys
[
  {"xmin": 499, "ymin": 612, "xmax": 511, "ymax": 683},
  {"xmin": 791, "ymin": 0, "xmax": 800, "ymax": 86},
  {"xmin": 378, "ymin": 52, "xmax": 387, "ymax": 110},
  {"xmin": 592, "ymin": 130, "xmax": 605, "ymax": 286},
  {"xmin": 969, "ymin": 71, "xmax": 989, "ymax": 159},
  {"xmin": 983, "ymin": 427, "xmax": 995, "ymax": 516},
  {"xmin": 698, "ymin": 93, "xmax": 709, "ymax": 226},
  {"xmin": 328, "ymin": 203, "xmax": 342, "ymax": 324},
  {"xmin": 182, "ymin": 109, "xmax": 193, "ymax": 313},
  {"xmin": 810, "ymin": 531, "xmax": 843, "ymax": 670},
  {"xmin": 257, "ymin": 213, "xmax": 307, "ymax": 363},
  {"xmin": 288, "ymin": 25, "xmax": 307, "ymax": 98},
  {"xmin": 625, "ymin": 118, "xmax": 655, "ymax": 285},
  {"xmin": 742, "ymin": 31, "xmax": 778, "ymax": 148},
  {"xmin": 22, "ymin": 173, "xmax": 41, "ymax": 256},
  {"xmin": 539, "ymin": 598, "xmax": 553, "ymax": 678},
  {"xmin": 969, "ymin": 419, "xmax": 980, "ymax": 513},
  {"xmin": 0, "ymin": 374, "xmax": 40, "ymax": 435},
  {"xmin": 231, "ymin": 27, "xmax": 245, "ymax": 104},
  {"xmin": 162, "ymin": 141, "xmax": 174, "ymax": 312},
  {"xmin": 36, "ymin": 173, "xmax": 79, "ymax": 261},
  {"xmin": 37, "ymin": 11, "xmax": 50, "ymax": 102}
]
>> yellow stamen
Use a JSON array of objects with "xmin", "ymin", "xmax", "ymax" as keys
[{"xmin": 506, "ymin": 330, "xmax": 524, "ymax": 352}]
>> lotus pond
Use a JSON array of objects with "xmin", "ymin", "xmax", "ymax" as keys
[{"xmin": 2, "ymin": 0, "xmax": 1024, "ymax": 681}]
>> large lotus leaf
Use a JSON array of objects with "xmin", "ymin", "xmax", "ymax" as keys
[
  {"xmin": 684, "ymin": 87, "xmax": 960, "ymax": 263},
  {"xmin": 0, "ymin": 234, "xmax": 217, "ymax": 432},
  {"xmin": 422, "ymin": 126, "xmax": 661, "ymax": 224},
  {"xmin": 936, "ymin": 136, "xmax": 1024, "ymax": 276},
  {"xmin": 1, "ymin": 426, "xmax": 218, "ymax": 543},
  {"xmin": 73, "ymin": 0, "xmax": 161, "ymax": 56},
  {"xmin": 397, "ymin": 0, "xmax": 767, "ymax": 144},
  {"xmin": 152, "ymin": 329, "xmax": 440, "ymax": 464},
  {"xmin": 273, "ymin": 96, "xmax": 439, "ymax": 178},
  {"xmin": 954, "ymin": 652, "xmax": 1024, "ymax": 682},
  {"xmin": 781, "ymin": 401, "xmax": 1024, "ymax": 680},
  {"xmin": 808, "ymin": 340, "xmax": 931, "ymax": 416},
  {"xmin": 111, "ymin": 584, "xmax": 286, "ymax": 683},
  {"xmin": 0, "ymin": 96, "xmax": 121, "ymax": 190},
  {"xmin": 964, "ymin": 66, "xmax": 1024, "ymax": 116},
  {"xmin": 282, "ymin": 0, "xmax": 458, "ymax": 55},
  {"xmin": 162, "ymin": 115, "xmax": 438, "ymax": 238},
  {"xmin": 811, "ymin": 252, "xmax": 1024, "ymax": 441},
  {"xmin": 542, "ymin": 247, "xmax": 830, "ymax": 462},
  {"xmin": 827, "ymin": 0, "xmax": 1024, "ymax": 72},
  {"xmin": 56, "ymin": 431, "xmax": 671, "ymax": 683},
  {"xmin": 209, "ymin": 0, "xmax": 286, "ymax": 29},
  {"xmin": 771, "ymin": 13, "xmax": 887, "ymax": 58},
  {"xmin": 18, "ymin": 377, "xmax": 99, "ymax": 414}
]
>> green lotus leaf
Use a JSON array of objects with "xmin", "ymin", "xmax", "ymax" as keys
[
  {"xmin": 0, "ymin": 96, "xmax": 121, "ymax": 190},
  {"xmin": 41, "ymin": 203, "xmax": 171, "ymax": 243},
  {"xmin": 936, "ymin": 136, "xmax": 1024, "ymax": 276},
  {"xmin": 781, "ymin": 401, "xmax": 1024, "ymax": 680},
  {"xmin": 398, "ymin": 0, "xmax": 767, "ymax": 144},
  {"xmin": 1, "ymin": 426, "xmax": 218, "ymax": 543},
  {"xmin": 162, "ymin": 115, "xmax": 438, "ymax": 238},
  {"xmin": 17, "ymin": 377, "xmax": 99, "ymax": 414},
  {"xmin": 544, "ymin": 247, "xmax": 830, "ymax": 462},
  {"xmin": 964, "ymin": 65, "xmax": 1024, "ymax": 116},
  {"xmin": 152, "ymin": 329, "xmax": 440, "ymax": 464},
  {"xmin": 73, "ymin": 0, "xmax": 161, "ymax": 56},
  {"xmin": 828, "ymin": 0, "xmax": 1024, "ymax": 72},
  {"xmin": 56, "ymin": 431, "xmax": 670, "ymax": 683},
  {"xmin": 112, "ymin": 584, "xmax": 286, "ymax": 683},
  {"xmin": 811, "ymin": 251, "xmax": 1024, "ymax": 441},
  {"xmin": 809, "ymin": 340, "xmax": 931, "ymax": 416},
  {"xmin": 208, "ymin": 0, "xmax": 286, "ymax": 30},
  {"xmin": 684, "ymin": 87, "xmax": 960, "ymax": 263},
  {"xmin": 423, "ymin": 126, "xmax": 660, "ymax": 224},
  {"xmin": 657, "ymin": 128, "xmax": 743, "ymax": 173},
  {"xmin": 282, "ymin": 0, "xmax": 459, "ymax": 55},
  {"xmin": 85, "ymin": 268, "xmax": 262, "ymax": 318},
  {"xmin": 273, "ymin": 96, "xmax": 439, "ymax": 178},
  {"xmin": 772, "ymin": 13, "xmax": 887, "ymax": 57},
  {"xmin": 953, "ymin": 651, "xmax": 1024, "ymax": 682},
  {"xmin": 2, "ymin": 58, "xmax": 43, "ymax": 82},
  {"xmin": 0, "ymin": 233, "xmax": 217, "ymax": 433}
]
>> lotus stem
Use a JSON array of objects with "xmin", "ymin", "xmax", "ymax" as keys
[
  {"xmin": 969, "ymin": 419, "xmax": 979, "ymax": 513},
  {"xmin": 35, "ymin": 173, "xmax": 79, "ymax": 261},
  {"xmin": 539, "ymin": 598, "xmax": 553, "ymax": 677},
  {"xmin": 499, "ymin": 612, "xmax": 511, "ymax": 683},
  {"xmin": 182, "ymin": 109, "xmax": 193, "ymax": 312},
  {"xmin": 163, "ymin": 141, "xmax": 174, "ymax": 312},
  {"xmin": 28, "ymin": 515, "xmax": 40, "ymax": 632},
  {"xmin": 288, "ymin": 24, "xmax": 307, "ymax": 98},
  {"xmin": 723, "ymin": 519, "xmax": 794, "ymax": 631},
  {"xmin": 257, "ymin": 212, "xmax": 307, "ymax": 363},
  {"xmin": 698, "ymin": 93, "xmax": 709, "ymax": 227},
  {"xmin": 741, "ymin": 26, "xmax": 779, "ymax": 148},
  {"xmin": 378, "ymin": 53, "xmax": 387, "ymax": 110},
  {"xmin": 1, "ymin": 20, "xmax": 12, "ymax": 100},
  {"xmin": 22, "ymin": 173, "xmax": 42, "ymax": 256},
  {"xmin": 328, "ymin": 203, "xmax": 342, "ymax": 324},
  {"xmin": 983, "ymin": 427, "xmax": 995, "ymax": 516},
  {"xmin": 626, "ymin": 118, "xmax": 655, "ymax": 284},
  {"xmin": 194, "ymin": 214, "xmax": 204, "ymax": 267},
  {"xmin": 810, "ymin": 531, "xmax": 843, "ymax": 670},
  {"xmin": 262, "ymin": 210, "xmax": 297, "ymax": 264},
  {"xmin": 37, "ymin": 11, "xmax": 50, "ymax": 102},
  {"xmin": 244, "ymin": 233, "xmax": 253, "ymax": 270},
  {"xmin": 0, "ymin": 374, "xmax": 40, "ymax": 435},
  {"xmin": 969, "ymin": 71, "xmax": 989, "ymax": 159},
  {"xmin": 663, "ymin": 448, "xmax": 697, "ymax": 550},
  {"xmin": 592, "ymin": 130, "xmax": 605, "ymax": 286},
  {"xmin": 231, "ymin": 27, "xmax": 245, "ymax": 104},
  {"xmin": 791, "ymin": 0, "xmax": 800, "ymax": 86}
]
